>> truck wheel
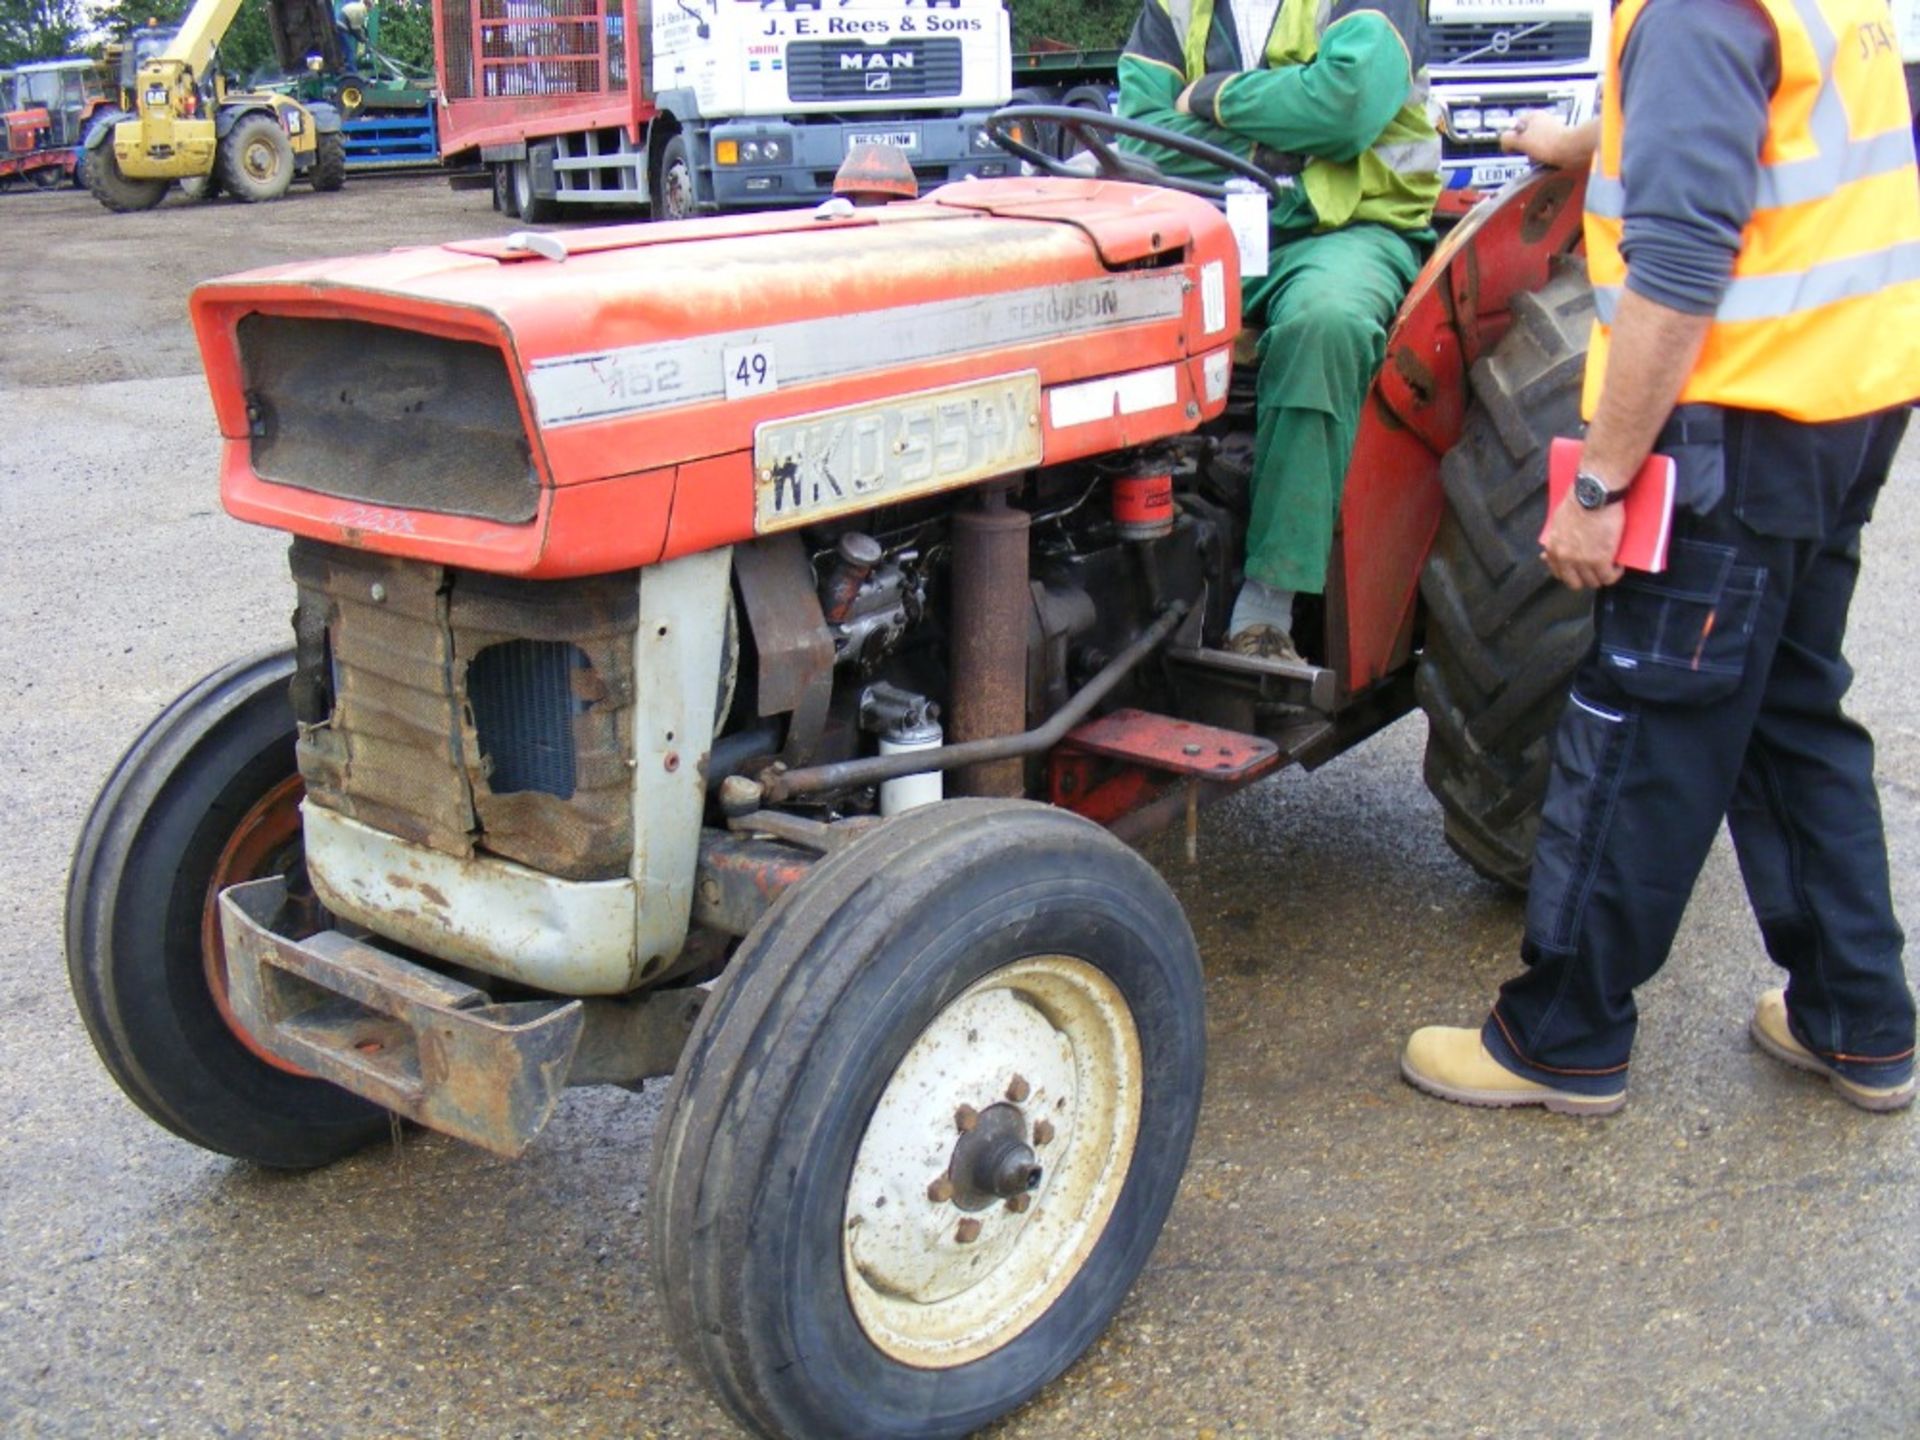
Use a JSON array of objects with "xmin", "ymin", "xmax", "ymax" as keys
[
  {"xmin": 492, "ymin": 160, "xmax": 519, "ymax": 216},
  {"xmin": 30, "ymin": 163, "xmax": 64, "ymax": 189},
  {"xmin": 309, "ymin": 132, "xmax": 346, "ymax": 192},
  {"xmin": 653, "ymin": 132, "xmax": 695, "ymax": 221},
  {"xmin": 65, "ymin": 650, "xmax": 388, "ymax": 1168},
  {"xmin": 85, "ymin": 109, "xmax": 168, "ymax": 212},
  {"xmin": 1416, "ymin": 261, "xmax": 1597, "ymax": 891},
  {"xmin": 651, "ymin": 799, "xmax": 1205, "ymax": 1440},
  {"xmin": 218, "ymin": 113, "xmax": 296, "ymax": 203},
  {"xmin": 512, "ymin": 156, "xmax": 556, "ymax": 223}
]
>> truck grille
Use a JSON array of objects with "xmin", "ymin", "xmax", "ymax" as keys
[
  {"xmin": 785, "ymin": 38, "xmax": 963, "ymax": 102},
  {"xmin": 1431, "ymin": 20, "xmax": 1592, "ymax": 68},
  {"xmin": 238, "ymin": 315, "xmax": 539, "ymax": 525},
  {"xmin": 291, "ymin": 542, "xmax": 637, "ymax": 882}
]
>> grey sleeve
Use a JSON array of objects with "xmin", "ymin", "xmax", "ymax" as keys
[{"xmin": 1617, "ymin": 0, "xmax": 1778, "ymax": 315}]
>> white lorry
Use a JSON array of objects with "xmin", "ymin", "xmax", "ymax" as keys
[
  {"xmin": 1426, "ymin": 0, "xmax": 1610, "ymax": 218},
  {"xmin": 436, "ymin": 0, "xmax": 1014, "ymax": 220}
]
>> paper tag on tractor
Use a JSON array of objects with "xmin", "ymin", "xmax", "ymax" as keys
[{"xmin": 1225, "ymin": 184, "xmax": 1269, "ymax": 278}]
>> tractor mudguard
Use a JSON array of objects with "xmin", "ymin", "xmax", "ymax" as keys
[{"xmin": 304, "ymin": 101, "xmax": 342, "ymax": 134}]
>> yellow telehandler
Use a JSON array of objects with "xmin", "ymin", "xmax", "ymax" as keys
[{"xmin": 85, "ymin": 0, "xmax": 346, "ymax": 212}]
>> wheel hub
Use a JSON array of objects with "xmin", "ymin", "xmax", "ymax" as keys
[
  {"xmin": 947, "ymin": 1103, "xmax": 1042, "ymax": 1211},
  {"xmin": 842, "ymin": 955, "xmax": 1143, "ymax": 1368}
]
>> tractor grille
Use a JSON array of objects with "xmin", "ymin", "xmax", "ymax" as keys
[
  {"xmin": 1431, "ymin": 20, "xmax": 1592, "ymax": 68},
  {"xmin": 238, "ymin": 315, "xmax": 538, "ymax": 525},
  {"xmin": 785, "ymin": 38, "xmax": 962, "ymax": 102},
  {"xmin": 291, "ymin": 541, "xmax": 637, "ymax": 882}
]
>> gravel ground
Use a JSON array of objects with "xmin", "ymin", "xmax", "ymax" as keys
[{"xmin": 1, "ymin": 176, "xmax": 1915, "ymax": 1440}]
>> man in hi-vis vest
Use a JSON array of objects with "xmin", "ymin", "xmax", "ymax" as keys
[
  {"xmin": 1117, "ymin": 0, "xmax": 1440, "ymax": 661},
  {"xmin": 1404, "ymin": 0, "xmax": 1920, "ymax": 1115}
]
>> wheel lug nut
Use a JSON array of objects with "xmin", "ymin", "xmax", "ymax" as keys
[
  {"xmin": 955, "ymin": 1104, "xmax": 979, "ymax": 1132},
  {"xmin": 1006, "ymin": 1075, "xmax": 1030, "ymax": 1103},
  {"xmin": 1032, "ymin": 1119, "xmax": 1054, "ymax": 1146},
  {"xmin": 955, "ymin": 1218, "xmax": 983, "ymax": 1244},
  {"xmin": 1005, "ymin": 1193, "xmax": 1030, "ymax": 1215},
  {"xmin": 927, "ymin": 1176, "xmax": 955, "ymax": 1204}
]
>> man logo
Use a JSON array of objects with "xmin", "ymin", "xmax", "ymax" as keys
[
  {"xmin": 840, "ymin": 51, "xmax": 916, "ymax": 71},
  {"xmin": 866, "ymin": 71, "xmax": 892, "ymax": 91}
]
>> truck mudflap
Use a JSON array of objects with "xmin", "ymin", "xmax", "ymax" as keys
[{"xmin": 219, "ymin": 876, "xmax": 585, "ymax": 1157}]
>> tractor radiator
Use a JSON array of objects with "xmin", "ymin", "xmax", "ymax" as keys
[{"xmin": 289, "ymin": 540, "xmax": 637, "ymax": 882}]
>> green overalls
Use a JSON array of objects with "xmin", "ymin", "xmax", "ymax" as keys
[{"xmin": 1117, "ymin": 0, "xmax": 1439, "ymax": 593}]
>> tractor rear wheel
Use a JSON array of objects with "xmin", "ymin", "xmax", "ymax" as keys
[
  {"xmin": 310, "ymin": 131, "xmax": 347, "ymax": 192},
  {"xmin": 85, "ymin": 110, "xmax": 168, "ymax": 212},
  {"xmin": 651, "ymin": 799, "xmax": 1204, "ymax": 1440},
  {"xmin": 30, "ymin": 162, "xmax": 64, "ymax": 189},
  {"xmin": 218, "ymin": 112, "xmax": 296, "ymax": 203},
  {"xmin": 1416, "ymin": 261, "xmax": 1597, "ymax": 891},
  {"xmin": 65, "ymin": 650, "xmax": 388, "ymax": 1168}
]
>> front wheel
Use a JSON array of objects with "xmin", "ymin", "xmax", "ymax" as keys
[
  {"xmin": 651, "ymin": 799, "xmax": 1205, "ymax": 1440},
  {"xmin": 65, "ymin": 651, "xmax": 388, "ymax": 1168},
  {"xmin": 652, "ymin": 132, "xmax": 695, "ymax": 221},
  {"xmin": 85, "ymin": 110, "xmax": 168, "ymax": 213},
  {"xmin": 217, "ymin": 112, "xmax": 296, "ymax": 203}
]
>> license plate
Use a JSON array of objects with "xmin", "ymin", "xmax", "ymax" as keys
[
  {"xmin": 754, "ymin": 373, "xmax": 1041, "ymax": 532},
  {"xmin": 848, "ymin": 129, "xmax": 918, "ymax": 153},
  {"xmin": 1468, "ymin": 157, "xmax": 1531, "ymax": 190}
]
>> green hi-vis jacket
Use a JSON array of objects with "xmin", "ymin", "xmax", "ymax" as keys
[{"xmin": 1117, "ymin": 0, "xmax": 1441, "ymax": 235}]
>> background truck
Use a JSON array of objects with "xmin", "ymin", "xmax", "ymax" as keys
[
  {"xmin": 85, "ymin": 0, "xmax": 346, "ymax": 211},
  {"xmin": 1427, "ymin": 0, "xmax": 1610, "ymax": 218},
  {"xmin": 434, "ymin": 0, "xmax": 1015, "ymax": 222}
]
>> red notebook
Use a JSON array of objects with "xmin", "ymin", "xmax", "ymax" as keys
[{"xmin": 1544, "ymin": 438, "xmax": 1678, "ymax": 573}]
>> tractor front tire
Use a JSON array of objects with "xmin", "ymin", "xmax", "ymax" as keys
[
  {"xmin": 85, "ymin": 112, "xmax": 168, "ymax": 213},
  {"xmin": 218, "ymin": 113, "xmax": 296, "ymax": 204},
  {"xmin": 65, "ymin": 650, "xmax": 388, "ymax": 1168},
  {"xmin": 310, "ymin": 132, "xmax": 347, "ymax": 192},
  {"xmin": 1416, "ymin": 261, "xmax": 1597, "ymax": 891},
  {"xmin": 651, "ymin": 799, "xmax": 1205, "ymax": 1440}
]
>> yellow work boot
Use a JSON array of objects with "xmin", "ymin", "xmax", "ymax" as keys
[
  {"xmin": 1748, "ymin": 988, "xmax": 1915, "ymax": 1113},
  {"xmin": 1400, "ymin": 1026, "xmax": 1626, "ymax": 1116}
]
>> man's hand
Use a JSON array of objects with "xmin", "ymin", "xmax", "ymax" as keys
[
  {"xmin": 1500, "ymin": 112, "xmax": 1600, "ymax": 170},
  {"xmin": 1541, "ymin": 490, "xmax": 1626, "ymax": 591}
]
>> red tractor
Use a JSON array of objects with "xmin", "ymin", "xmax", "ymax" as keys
[{"xmin": 66, "ymin": 111, "xmax": 1592, "ymax": 1439}]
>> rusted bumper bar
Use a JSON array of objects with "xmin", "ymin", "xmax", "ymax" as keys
[{"xmin": 219, "ymin": 877, "xmax": 585, "ymax": 1158}]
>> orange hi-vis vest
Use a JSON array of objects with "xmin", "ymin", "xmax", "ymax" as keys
[{"xmin": 1583, "ymin": 0, "xmax": 1920, "ymax": 422}]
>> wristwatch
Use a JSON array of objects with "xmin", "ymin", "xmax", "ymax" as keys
[{"xmin": 1572, "ymin": 469, "xmax": 1629, "ymax": 510}]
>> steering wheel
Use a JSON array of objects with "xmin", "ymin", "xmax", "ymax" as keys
[{"xmin": 986, "ymin": 104, "xmax": 1292, "ymax": 204}]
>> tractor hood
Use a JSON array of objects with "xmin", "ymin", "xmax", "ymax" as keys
[{"xmin": 191, "ymin": 178, "xmax": 1241, "ymax": 577}]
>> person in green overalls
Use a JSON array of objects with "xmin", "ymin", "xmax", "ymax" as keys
[{"xmin": 1118, "ymin": 0, "xmax": 1440, "ymax": 662}]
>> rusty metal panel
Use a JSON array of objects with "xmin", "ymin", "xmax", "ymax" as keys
[
  {"xmin": 731, "ymin": 535, "xmax": 833, "ymax": 762},
  {"xmin": 1060, "ymin": 708, "xmax": 1280, "ymax": 783},
  {"xmin": 292, "ymin": 539, "xmax": 641, "ymax": 883},
  {"xmin": 221, "ymin": 877, "xmax": 585, "ymax": 1158}
]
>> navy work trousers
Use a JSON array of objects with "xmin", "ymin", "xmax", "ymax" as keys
[{"xmin": 1483, "ymin": 405, "xmax": 1915, "ymax": 1096}]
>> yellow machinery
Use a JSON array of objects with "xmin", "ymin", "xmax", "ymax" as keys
[{"xmin": 85, "ymin": 0, "xmax": 346, "ymax": 212}]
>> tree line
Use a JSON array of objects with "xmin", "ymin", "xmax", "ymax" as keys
[{"xmin": 3, "ymin": 0, "xmax": 1136, "ymax": 76}]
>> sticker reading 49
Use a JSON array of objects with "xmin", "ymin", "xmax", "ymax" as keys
[{"xmin": 753, "ymin": 373, "xmax": 1042, "ymax": 532}]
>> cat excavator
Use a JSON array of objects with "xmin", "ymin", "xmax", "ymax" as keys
[{"xmin": 84, "ymin": 0, "xmax": 346, "ymax": 212}]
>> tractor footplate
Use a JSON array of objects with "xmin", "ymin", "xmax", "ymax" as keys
[
  {"xmin": 219, "ymin": 877, "xmax": 585, "ymax": 1157},
  {"xmin": 1061, "ymin": 709, "xmax": 1281, "ymax": 782}
]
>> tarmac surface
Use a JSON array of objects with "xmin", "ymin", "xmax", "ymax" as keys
[{"xmin": 1, "ymin": 177, "xmax": 1916, "ymax": 1439}]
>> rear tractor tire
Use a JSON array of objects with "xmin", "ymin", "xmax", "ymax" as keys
[
  {"xmin": 65, "ymin": 650, "xmax": 388, "ymax": 1168},
  {"xmin": 310, "ymin": 131, "xmax": 347, "ymax": 192},
  {"xmin": 218, "ymin": 112, "xmax": 296, "ymax": 204},
  {"xmin": 1416, "ymin": 261, "xmax": 1598, "ymax": 891},
  {"xmin": 84, "ymin": 109, "xmax": 168, "ymax": 213},
  {"xmin": 651, "ymin": 799, "xmax": 1206, "ymax": 1440}
]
